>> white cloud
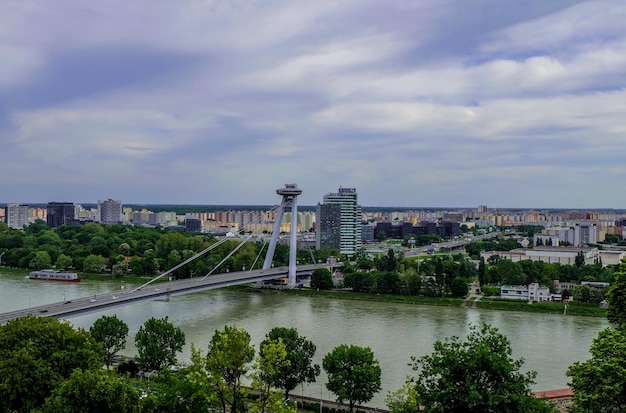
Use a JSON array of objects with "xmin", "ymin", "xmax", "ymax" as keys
[{"xmin": 1, "ymin": 0, "xmax": 625, "ymax": 207}]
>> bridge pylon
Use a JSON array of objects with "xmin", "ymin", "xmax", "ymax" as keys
[{"xmin": 263, "ymin": 184, "xmax": 302, "ymax": 286}]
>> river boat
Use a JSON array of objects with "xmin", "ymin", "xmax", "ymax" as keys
[{"xmin": 28, "ymin": 269, "xmax": 81, "ymax": 282}]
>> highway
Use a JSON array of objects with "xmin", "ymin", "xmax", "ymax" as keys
[
  {"xmin": 404, "ymin": 231, "xmax": 502, "ymax": 255},
  {"xmin": 0, "ymin": 264, "xmax": 325, "ymax": 325}
]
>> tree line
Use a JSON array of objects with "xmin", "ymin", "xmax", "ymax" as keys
[
  {"xmin": 0, "ymin": 221, "xmax": 336, "ymax": 277},
  {"xmin": 0, "ymin": 314, "xmax": 382, "ymax": 413},
  {"xmin": 0, "ymin": 311, "xmax": 564, "ymax": 413}
]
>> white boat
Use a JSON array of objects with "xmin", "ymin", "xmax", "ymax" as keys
[{"xmin": 29, "ymin": 269, "xmax": 81, "ymax": 282}]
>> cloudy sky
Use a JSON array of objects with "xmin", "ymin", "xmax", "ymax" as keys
[{"xmin": 1, "ymin": 0, "xmax": 625, "ymax": 209}]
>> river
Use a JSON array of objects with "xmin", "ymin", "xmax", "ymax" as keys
[{"xmin": 0, "ymin": 272, "xmax": 608, "ymax": 408}]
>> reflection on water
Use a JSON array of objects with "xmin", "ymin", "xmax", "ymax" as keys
[{"xmin": 0, "ymin": 272, "xmax": 609, "ymax": 408}]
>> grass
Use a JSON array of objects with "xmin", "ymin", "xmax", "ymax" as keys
[
  {"xmin": 475, "ymin": 297, "xmax": 607, "ymax": 317},
  {"xmin": 0, "ymin": 266, "xmax": 169, "ymax": 285}
]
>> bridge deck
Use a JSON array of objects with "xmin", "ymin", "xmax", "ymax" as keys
[{"xmin": 0, "ymin": 264, "xmax": 325, "ymax": 325}]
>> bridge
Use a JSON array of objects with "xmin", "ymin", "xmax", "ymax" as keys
[
  {"xmin": 0, "ymin": 184, "xmax": 333, "ymax": 325},
  {"xmin": 0, "ymin": 264, "xmax": 328, "ymax": 325}
]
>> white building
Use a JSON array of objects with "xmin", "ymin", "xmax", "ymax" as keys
[
  {"xmin": 98, "ymin": 199, "xmax": 123, "ymax": 224},
  {"xmin": 5, "ymin": 204, "xmax": 29, "ymax": 229},
  {"xmin": 500, "ymin": 283, "xmax": 552, "ymax": 302},
  {"xmin": 574, "ymin": 222, "xmax": 597, "ymax": 246},
  {"xmin": 316, "ymin": 187, "xmax": 362, "ymax": 256},
  {"xmin": 481, "ymin": 246, "xmax": 599, "ymax": 265}
]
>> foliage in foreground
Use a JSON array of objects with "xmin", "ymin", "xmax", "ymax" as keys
[
  {"xmin": 90, "ymin": 314, "xmax": 129, "ymax": 369},
  {"xmin": 0, "ymin": 316, "xmax": 104, "ymax": 413},
  {"xmin": 135, "ymin": 316, "xmax": 185, "ymax": 371},
  {"xmin": 40, "ymin": 369, "xmax": 141, "ymax": 413},
  {"xmin": 323, "ymin": 344, "xmax": 382, "ymax": 413},
  {"xmin": 262, "ymin": 327, "xmax": 320, "ymax": 401},
  {"xmin": 567, "ymin": 327, "xmax": 626, "ymax": 413},
  {"xmin": 391, "ymin": 323, "xmax": 556, "ymax": 413}
]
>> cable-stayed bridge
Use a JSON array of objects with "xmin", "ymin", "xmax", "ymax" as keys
[{"xmin": 0, "ymin": 184, "xmax": 333, "ymax": 325}]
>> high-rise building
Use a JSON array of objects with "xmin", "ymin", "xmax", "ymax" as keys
[
  {"xmin": 46, "ymin": 202, "xmax": 75, "ymax": 227},
  {"xmin": 5, "ymin": 204, "xmax": 29, "ymax": 229},
  {"xmin": 574, "ymin": 222, "xmax": 597, "ymax": 246},
  {"xmin": 98, "ymin": 199, "xmax": 123, "ymax": 224},
  {"xmin": 316, "ymin": 187, "xmax": 362, "ymax": 256}
]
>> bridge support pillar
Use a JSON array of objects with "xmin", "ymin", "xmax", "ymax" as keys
[{"xmin": 264, "ymin": 184, "xmax": 302, "ymax": 286}]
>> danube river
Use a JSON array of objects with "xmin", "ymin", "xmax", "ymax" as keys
[{"xmin": 0, "ymin": 272, "xmax": 608, "ymax": 408}]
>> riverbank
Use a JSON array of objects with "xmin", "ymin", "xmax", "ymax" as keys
[
  {"xmin": 0, "ymin": 267, "xmax": 608, "ymax": 317},
  {"xmin": 244, "ymin": 286, "xmax": 608, "ymax": 318},
  {"xmin": 0, "ymin": 267, "xmax": 170, "ymax": 285}
]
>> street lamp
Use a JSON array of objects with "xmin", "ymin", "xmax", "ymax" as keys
[
  {"xmin": 320, "ymin": 384, "xmax": 323, "ymax": 413},
  {"xmin": 0, "ymin": 251, "xmax": 4, "ymax": 266}
]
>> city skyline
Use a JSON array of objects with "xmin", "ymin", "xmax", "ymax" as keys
[{"xmin": 2, "ymin": 1, "xmax": 625, "ymax": 208}]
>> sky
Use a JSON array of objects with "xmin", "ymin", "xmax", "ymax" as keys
[{"xmin": 1, "ymin": 0, "xmax": 625, "ymax": 209}]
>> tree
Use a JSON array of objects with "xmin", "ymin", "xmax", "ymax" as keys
[
  {"xmin": 386, "ymin": 380, "xmax": 419, "ymax": 413},
  {"xmin": 141, "ymin": 366, "xmax": 214, "ymax": 413},
  {"xmin": 573, "ymin": 285, "xmax": 591, "ymax": 303},
  {"xmin": 250, "ymin": 337, "xmax": 297, "ymax": 413},
  {"xmin": 0, "ymin": 315, "xmax": 104, "ymax": 413},
  {"xmin": 478, "ymin": 257, "xmax": 488, "ymax": 286},
  {"xmin": 310, "ymin": 267, "xmax": 334, "ymax": 289},
  {"xmin": 449, "ymin": 277, "xmax": 469, "ymax": 298},
  {"xmin": 607, "ymin": 260, "xmax": 626, "ymax": 328},
  {"xmin": 567, "ymin": 327, "xmax": 626, "ymax": 412},
  {"xmin": 496, "ymin": 259, "xmax": 526, "ymax": 285},
  {"xmin": 40, "ymin": 369, "xmax": 141, "ymax": 413},
  {"xmin": 343, "ymin": 272, "xmax": 375, "ymax": 293},
  {"xmin": 262, "ymin": 327, "xmax": 320, "ymax": 401},
  {"xmin": 205, "ymin": 325, "xmax": 255, "ymax": 413},
  {"xmin": 323, "ymin": 344, "xmax": 382, "ymax": 413},
  {"xmin": 55, "ymin": 253, "xmax": 73, "ymax": 270},
  {"xmin": 406, "ymin": 323, "xmax": 555, "ymax": 413},
  {"xmin": 575, "ymin": 251, "xmax": 585, "ymax": 267},
  {"xmin": 82, "ymin": 254, "xmax": 105, "ymax": 273},
  {"xmin": 90, "ymin": 315, "xmax": 129, "ymax": 369},
  {"xmin": 29, "ymin": 250, "xmax": 52, "ymax": 269},
  {"xmin": 374, "ymin": 271, "xmax": 402, "ymax": 294},
  {"xmin": 135, "ymin": 316, "xmax": 185, "ymax": 371}
]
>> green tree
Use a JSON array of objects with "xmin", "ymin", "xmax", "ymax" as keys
[
  {"xmin": 0, "ymin": 316, "xmax": 104, "ymax": 413},
  {"xmin": 40, "ymin": 369, "xmax": 141, "ymax": 413},
  {"xmin": 135, "ymin": 316, "xmax": 185, "ymax": 371},
  {"xmin": 55, "ymin": 253, "xmax": 73, "ymax": 270},
  {"xmin": 90, "ymin": 315, "xmax": 129, "ymax": 369},
  {"xmin": 206, "ymin": 325, "xmax": 255, "ymax": 413},
  {"xmin": 449, "ymin": 277, "xmax": 469, "ymax": 298},
  {"xmin": 567, "ymin": 327, "xmax": 626, "ymax": 413},
  {"xmin": 141, "ymin": 366, "xmax": 214, "ymax": 413},
  {"xmin": 402, "ymin": 268, "xmax": 422, "ymax": 296},
  {"xmin": 29, "ymin": 250, "xmax": 52, "ymax": 269},
  {"xmin": 249, "ymin": 337, "xmax": 296, "ymax": 413},
  {"xmin": 478, "ymin": 257, "xmax": 488, "ymax": 286},
  {"xmin": 496, "ymin": 259, "xmax": 526, "ymax": 285},
  {"xmin": 375, "ymin": 271, "xmax": 402, "ymax": 294},
  {"xmin": 575, "ymin": 251, "xmax": 585, "ymax": 267},
  {"xmin": 573, "ymin": 285, "xmax": 591, "ymax": 303},
  {"xmin": 343, "ymin": 272, "xmax": 375, "ymax": 293},
  {"xmin": 386, "ymin": 380, "xmax": 419, "ymax": 413},
  {"xmin": 310, "ymin": 268, "xmax": 334, "ymax": 289},
  {"xmin": 82, "ymin": 254, "xmax": 105, "ymax": 273},
  {"xmin": 607, "ymin": 260, "xmax": 626, "ymax": 328},
  {"xmin": 407, "ymin": 323, "xmax": 555, "ymax": 413},
  {"xmin": 323, "ymin": 344, "xmax": 382, "ymax": 413},
  {"xmin": 262, "ymin": 327, "xmax": 320, "ymax": 401}
]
